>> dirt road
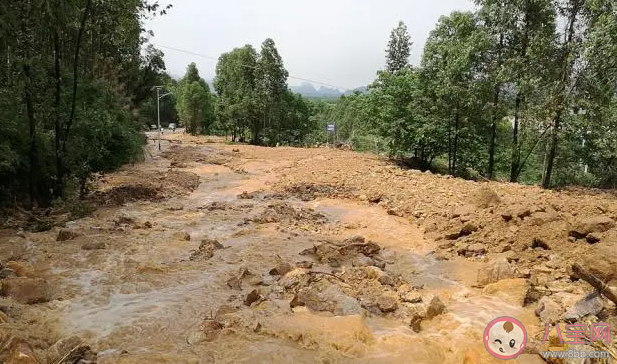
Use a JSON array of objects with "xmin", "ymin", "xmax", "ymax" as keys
[{"xmin": 0, "ymin": 135, "xmax": 615, "ymax": 363}]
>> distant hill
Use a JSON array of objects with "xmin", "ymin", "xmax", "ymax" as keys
[{"xmin": 290, "ymin": 82, "xmax": 367, "ymax": 99}]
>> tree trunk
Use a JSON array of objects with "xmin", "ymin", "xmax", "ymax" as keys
[
  {"xmin": 542, "ymin": 0, "xmax": 581, "ymax": 188},
  {"xmin": 63, "ymin": 0, "xmax": 92, "ymax": 153},
  {"xmin": 542, "ymin": 113, "xmax": 560, "ymax": 188},
  {"xmin": 488, "ymin": 84, "xmax": 500, "ymax": 179},
  {"xmin": 452, "ymin": 105, "xmax": 460, "ymax": 175},
  {"xmin": 24, "ymin": 63, "xmax": 37, "ymax": 208},
  {"xmin": 53, "ymin": 30, "xmax": 63, "ymax": 198},
  {"xmin": 510, "ymin": 94, "xmax": 522, "ymax": 182}
]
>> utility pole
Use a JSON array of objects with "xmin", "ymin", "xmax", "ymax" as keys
[
  {"xmin": 153, "ymin": 86, "xmax": 172, "ymax": 151},
  {"xmin": 156, "ymin": 86, "xmax": 161, "ymax": 150}
]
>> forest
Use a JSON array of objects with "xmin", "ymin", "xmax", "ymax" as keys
[{"xmin": 1, "ymin": 0, "xmax": 617, "ymax": 211}]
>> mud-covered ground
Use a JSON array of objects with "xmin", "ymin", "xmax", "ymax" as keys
[{"xmin": 0, "ymin": 133, "xmax": 615, "ymax": 364}]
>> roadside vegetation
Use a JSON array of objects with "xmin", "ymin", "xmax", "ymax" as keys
[{"xmin": 2, "ymin": 0, "xmax": 617, "ymax": 214}]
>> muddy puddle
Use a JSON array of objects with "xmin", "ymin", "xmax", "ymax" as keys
[{"xmin": 3, "ymin": 141, "xmax": 541, "ymax": 364}]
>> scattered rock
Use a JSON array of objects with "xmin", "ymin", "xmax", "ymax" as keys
[
  {"xmin": 1, "ymin": 278, "xmax": 51, "ymax": 304},
  {"xmin": 226, "ymin": 277, "xmax": 242, "ymax": 290},
  {"xmin": 477, "ymin": 258, "xmax": 518, "ymax": 285},
  {"xmin": 296, "ymin": 261, "xmax": 313, "ymax": 269},
  {"xmin": 56, "ymin": 229, "xmax": 81, "ymax": 242},
  {"xmin": 378, "ymin": 274, "xmax": 396, "ymax": 287},
  {"xmin": 585, "ymin": 233, "xmax": 601, "ymax": 244},
  {"xmin": 459, "ymin": 222, "xmax": 479, "ymax": 236},
  {"xmin": 458, "ymin": 243, "xmax": 486, "ymax": 257},
  {"xmin": 451, "ymin": 205, "xmax": 475, "ymax": 218},
  {"xmin": 190, "ymin": 239, "xmax": 224, "ymax": 261},
  {"xmin": 352, "ymin": 254, "xmax": 374, "ymax": 267},
  {"xmin": 569, "ymin": 216, "xmax": 615, "ymax": 238},
  {"xmin": 248, "ymin": 276, "xmax": 263, "ymax": 286},
  {"xmin": 482, "ymin": 278, "xmax": 529, "ymax": 306},
  {"xmin": 244, "ymin": 289, "xmax": 261, "ymax": 306},
  {"xmin": 296, "ymin": 281, "xmax": 362, "ymax": 316},
  {"xmin": 535, "ymin": 297, "xmax": 563, "ymax": 324},
  {"xmin": 401, "ymin": 291, "xmax": 422, "ymax": 303},
  {"xmin": 173, "ymin": 231, "xmax": 191, "ymax": 241},
  {"xmin": 580, "ymin": 242, "xmax": 617, "ymax": 283},
  {"xmin": 81, "ymin": 242, "xmax": 106, "ymax": 250},
  {"xmin": 0, "ymin": 268, "xmax": 17, "ymax": 279},
  {"xmin": 531, "ymin": 238, "xmax": 550, "ymax": 250},
  {"xmin": 563, "ymin": 293, "xmax": 604, "ymax": 322},
  {"xmin": 376, "ymin": 294, "xmax": 398, "ymax": 313},
  {"xmin": 424, "ymin": 295, "xmax": 446, "ymax": 319},
  {"xmin": 187, "ymin": 319, "xmax": 224, "ymax": 345},
  {"xmin": 269, "ymin": 262, "xmax": 293, "ymax": 276},
  {"xmin": 473, "ymin": 186, "xmax": 501, "ymax": 208}
]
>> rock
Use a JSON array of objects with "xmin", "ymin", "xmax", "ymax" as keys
[
  {"xmin": 269, "ymin": 262, "xmax": 293, "ymax": 276},
  {"xmin": 424, "ymin": 295, "xmax": 446, "ymax": 319},
  {"xmin": 296, "ymin": 281, "xmax": 362, "ymax": 315},
  {"xmin": 378, "ymin": 274, "xmax": 396, "ymax": 287},
  {"xmin": 296, "ymin": 261, "xmax": 313, "ymax": 269},
  {"xmin": 501, "ymin": 211, "xmax": 514, "ymax": 222},
  {"xmin": 580, "ymin": 242, "xmax": 617, "ymax": 284},
  {"xmin": 477, "ymin": 258, "xmax": 518, "ymax": 285},
  {"xmin": 483, "ymin": 278, "xmax": 530, "ymax": 306},
  {"xmin": 569, "ymin": 216, "xmax": 615, "ymax": 238},
  {"xmin": 585, "ymin": 233, "xmax": 601, "ymax": 244},
  {"xmin": 173, "ymin": 231, "xmax": 191, "ymax": 241},
  {"xmin": 568, "ymin": 236, "xmax": 577, "ymax": 243},
  {"xmin": 226, "ymin": 277, "xmax": 242, "ymax": 290},
  {"xmin": 0, "ymin": 268, "xmax": 17, "ymax": 279},
  {"xmin": 408, "ymin": 307, "xmax": 423, "ymax": 333},
  {"xmin": 56, "ymin": 229, "xmax": 81, "ymax": 242},
  {"xmin": 527, "ymin": 212, "xmax": 555, "ymax": 226},
  {"xmin": 215, "ymin": 304, "xmax": 238, "ymax": 317},
  {"xmin": 473, "ymin": 186, "xmax": 501, "ymax": 208},
  {"xmin": 6, "ymin": 340, "xmax": 40, "ymax": 364},
  {"xmin": 516, "ymin": 207, "xmax": 532, "ymax": 219},
  {"xmin": 401, "ymin": 291, "xmax": 422, "ymax": 303},
  {"xmin": 187, "ymin": 320, "xmax": 224, "ymax": 345},
  {"xmin": 352, "ymin": 254, "xmax": 374, "ymax": 267},
  {"xmin": 248, "ymin": 276, "xmax": 263, "ymax": 286},
  {"xmin": 459, "ymin": 243, "xmax": 486, "ymax": 257},
  {"xmin": 531, "ymin": 238, "xmax": 550, "ymax": 250},
  {"xmin": 563, "ymin": 293, "xmax": 604, "ymax": 322},
  {"xmin": 1, "ymin": 278, "xmax": 51, "ymax": 304},
  {"xmin": 376, "ymin": 295, "xmax": 398, "ymax": 313},
  {"xmin": 459, "ymin": 222, "xmax": 479, "ymax": 236},
  {"xmin": 81, "ymin": 241, "xmax": 106, "ymax": 250},
  {"xmin": 451, "ymin": 205, "xmax": 475, "ymax": 218},
  {"xmin": 200, "ymin": 319, "xmax": 224, "ymax": 341},
  {"xmin": 190, "ymin": 239, "xmax": 224, "ymax": 261},
  {"xmin": 244, "ymin": 289, "xmax": 261, "ymax": 306},
  {"xmin": 535, "ymin": 297, "xmax": 563, "ymax": 324}
]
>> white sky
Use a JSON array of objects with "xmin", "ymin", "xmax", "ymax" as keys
[{"xmin": 145, "ymin": 0, "xmax": 475, "ymax": 90}]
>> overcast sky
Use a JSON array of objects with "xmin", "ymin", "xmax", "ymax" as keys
[{"xmin": 145, "ymin": 0, "xmax": 475, "ymax": 90}]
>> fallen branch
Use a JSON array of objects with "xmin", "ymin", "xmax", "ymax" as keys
[{"xmin": 572, "ymin": 263, "xmax": 617, "ymax": 306}]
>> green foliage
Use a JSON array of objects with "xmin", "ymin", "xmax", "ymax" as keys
[
  {"xmin": 386, "ymin": 21, "xmax": 412, "ymax": 73},
  {"xmin": 0, "ymin": 0, "xmax": 172, "ymax": 208},
  {"xmin": 174, "ymin": 63, "xmax": 215, "ymax": 135}
]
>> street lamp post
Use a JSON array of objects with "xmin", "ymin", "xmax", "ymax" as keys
[{"xmin": 154, "ymin": 86, "xmax": 172, "ymax": 151}]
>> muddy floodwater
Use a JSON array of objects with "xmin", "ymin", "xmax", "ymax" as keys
[{"xmin": 2, "ymin": 134, "xmax": 574, "ymax": 364}]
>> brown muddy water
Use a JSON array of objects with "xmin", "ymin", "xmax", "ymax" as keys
[{"xmin": 3, "ymin": 139, "xmax": 540, "ymax": 364}]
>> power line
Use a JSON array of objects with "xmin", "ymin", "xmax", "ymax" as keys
[{"xmin": 152, "ymin": 43, "xmax": 352, "ymax": 91}]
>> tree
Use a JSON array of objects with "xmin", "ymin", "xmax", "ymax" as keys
[
  {"xmin": 175, "ymin": 63, "xmax": 215, "ymax": 135},
  {"xmin": 214, "ymin": 45, "xmax": 259, "ymax": 141},
  {"xmin": 385, "ymin": 21, "xmax": 412, "ymax": 73},
  {"xmin": 255, "ymin": 38, "xmax": 289, "ymax": 145}
]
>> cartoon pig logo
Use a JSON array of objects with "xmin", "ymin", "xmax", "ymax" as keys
[{"xmin": 484, "ymin": 316, "xmax": 527, "ymax": 360}]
